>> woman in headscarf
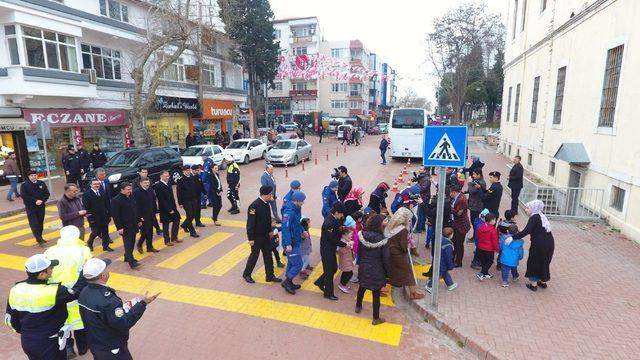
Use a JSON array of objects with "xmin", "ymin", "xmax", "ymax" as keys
[
  {"xmin": 367, "ymin": 182, "xmax": 390, "ymax": 215},
  {"xmin": 344, "ymin": 186, "xmax": 365, "ymax": 217},
  {"xmin": 512, "ymin": 200, "xmax": 555, "ymax": 292},
  {"xmin": 384, "ymin": 207, "xmax": 424, "ymax": 300}
]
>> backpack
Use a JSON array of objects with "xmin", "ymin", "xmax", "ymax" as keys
[{"xmin": 390, "ymin": 192, "xmax": 404, "ymax": 213}]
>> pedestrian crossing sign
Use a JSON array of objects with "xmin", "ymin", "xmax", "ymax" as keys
[{"xmin": 423, "ymin": 126, "xmax": 468, "ymax": 168}]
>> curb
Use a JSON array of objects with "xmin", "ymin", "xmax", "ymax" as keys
[
  {"xmin": 402, "ymin": 290, "xmax": 500, "ymax": 360},
  {"xmin": 0, "ymin": 199, "xmax": 59, "ymax": 218}
]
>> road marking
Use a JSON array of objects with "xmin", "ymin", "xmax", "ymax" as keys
[
  {"xmin": 254, "ymin": 256, "xmax": 287, "ymax": 284},
  {"xmin": 156, "ymin": 232, "xmax": 233, "ymax": 270},
  {"xmin": 199, "ymin": 242, "xmax": 251, "ymax": 276},
  {"xmin": 0, "ymin": 215, "xmax": 52, "ymax": 232},
  {"xmin": 45, "ymin": 205, "xmax": 57, "ymax": 212},
  {"xmin": 414, "ymin": 263, "xmax": 431, "ymax": 281},
  {"xmin": 0, "ymin": 219, "xmax": 61, "ymax": 243},
  {"xmin": 0, "ymin": 213, "xmax": 29, "ymax": 224},
  {"xmin": 16, "ymin": 224, "xmax": 117, "ymax": 246},
  {"xmin": 0, "ymin": 253, "xmax": 404, "ymax": 346},
  {"xmin": 215, "ymin": 218, "xmax": 321, "ymax": 237}
]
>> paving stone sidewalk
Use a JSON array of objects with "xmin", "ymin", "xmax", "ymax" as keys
[{"xmin": 409, "ymin": 141, "xmax": 640, "ymax": 360}]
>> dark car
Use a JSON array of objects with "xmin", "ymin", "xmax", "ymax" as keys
[{"xmin": 85, "ymin": 146, "xmax": 183, "ymax": 192}]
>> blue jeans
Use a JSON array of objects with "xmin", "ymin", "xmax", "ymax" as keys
[
  {"xmin": 285, "ymin": 244, "xmax": 303, "ymax": 279},
  {"xmin": 7, "ymin": 176, "xmax": 18, "ymax": 200},
  {"xmin": 380, "ymin": 149, "xmax": 386, "ymax": 164},
  {"xmin": 415, "ymin": 203, "xmax": 427, "ymax": 232},
  {"xmin": 500, "ymin": 264, "xmax": 519, "ymax": 282},
  {"xmin": 427, "ymin": 270, "xmax": 454, "ymax": 287}
]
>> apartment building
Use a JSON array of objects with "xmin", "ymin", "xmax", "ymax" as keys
[
  {"xmin": 500, "ymin": 0, "xmax": 640, "ymax": 241},
  {"xmin": 0, "ymin": 0, "xmax": 245, "ymax": 178}
]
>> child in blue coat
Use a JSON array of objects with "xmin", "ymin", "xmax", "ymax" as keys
[
  {"xmin": 425, "ymin": 227, "xmax": 457, "ymax": 292},
  {"xmin": 499, "ymin": 224, "xmax": 524, "ymax": 287}
]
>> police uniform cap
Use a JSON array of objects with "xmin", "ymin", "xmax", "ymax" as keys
[
  {"xmin": 83, "ymin": 258, "xmax": 112, "ymax": 279},
  {"xmin": 260, "ymin": 185, "xmax": 273, "ymax": 195},
  {"xmin": 25, "ymin": 254, "xmax": 58, "ymax": 273},
  {"xmin": 291, "ymin": 191, "xmax": 306, "ymax": 202},
  {"xmin": 290, "ymin": 180, "xmax": 301, "ymax": 189}
]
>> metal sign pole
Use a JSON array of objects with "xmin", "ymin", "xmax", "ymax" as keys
[
  {"xmin": 39, "ymin": 121, "xmax": 53, "ymax": 197},
  {"xmin": 430, "ymin": 167, "xmax": 446, "ymax": 310}
]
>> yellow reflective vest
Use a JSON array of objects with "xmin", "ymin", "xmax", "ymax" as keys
[{"xmin": 44, "ymin": 237, "xmax": 92, "ymax": 330}]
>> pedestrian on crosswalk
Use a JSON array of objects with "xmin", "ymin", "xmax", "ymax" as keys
[
  {"xmin": 20, "ymin": 170, "xmax": 50, "ymax": 246},
  {"xmin": 314, "ymin": 201, "xmax": 347, "ymax": 300},
  {"xmin": 57, "ymin": 183, "xmax": 87, "ymax": 241},
  {"xmin": 111, "ymin": 182, "xmax": 141, "ymax": 269},
  {"xmin": 133, "ymin": 177, "xmax": 159, "ymax": 254},
  {"xmin": 242, "ymin": 185, "xmax": 282, "ymax": 284},
  {"xmin": 281, "ymin": 191, "xmax": 306, "ymax": 294},
  {"xmin": 191, "ymin": 164, "xmax": 206, "ymax": 228},
  {"xmin": 154, "ymin": 171, "xmax": 182, "ymax": 246},
  {"xmin": 208, "ymin": 164, "xmax": 223, "ymax": 226},
  {"xmin": 261, "ymin": 164, "xmax": 282, "ymax": 223},
  {"xmin": 83, "ymin": 179, "xmax": 113, "ymax": 252},
  {"xmin": 177, "ymin": 165, "xmax": 200, "ymax": 238}
]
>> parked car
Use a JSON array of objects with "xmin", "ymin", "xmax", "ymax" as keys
[
  {"xmin": 282, "ymin": 122, "xmax": 299, "ymax": 131},
  {"xmin": 86, "ymin": 146, "xmax": 183, "ymax": 192},
  {"xmin": 266, "ymin": 139, "xmax": 312, "ymax": 166},
  {"xmin": 367, "ymin": 127, "xmax": 381, "ymax": 135},
  {"xmin": 223, "ymin": 139, "xmax": 268, "ymax": 164},
  {"xmin": 182, "ymin": 144, "xmax": 225, "ymax": 168}
]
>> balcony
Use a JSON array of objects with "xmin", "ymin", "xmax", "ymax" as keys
[
  {"xmin": 0, "ymin": 66, "xmax": 98, "ymax": 100},
  {"xmin": 289, "ymin": 90, "xmax": 317, "ymax": 99},
  {"xmin": 291, "ymin": 35, "xmax": 317, "ymax": 44}
]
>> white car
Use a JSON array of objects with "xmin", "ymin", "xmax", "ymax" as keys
[
  {"xmin": 282, "ymin": 122, "xmax": 298, "ymax": 131},
  {"xmin": 223, "ymin": 139, "xmax": 268, "ymax": 164},
  {"xmin": 266, "ymin": 139, "xmax": 312, "ymax": 166},
  {"xmin": 182, "ymin": 145, "xmax": 225, "ymax": 167}
]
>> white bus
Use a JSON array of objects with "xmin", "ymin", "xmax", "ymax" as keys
[{"xmin": 388, "ymin": 108, "xmax": 429, "ymax": 159}]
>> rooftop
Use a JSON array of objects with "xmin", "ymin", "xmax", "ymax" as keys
[{"xmin": 273, "ymin": 16, "xmax": 318, "ymax": 24}]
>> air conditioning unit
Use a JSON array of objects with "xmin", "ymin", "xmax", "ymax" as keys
[{"xmin": 82, "ymin": 68, "xmax": 97, "ymax": 84}]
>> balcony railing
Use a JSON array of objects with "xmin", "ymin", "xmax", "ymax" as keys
[{"xmin": 289, "ymin": 90, "xmax": 317, "ymax": 98}]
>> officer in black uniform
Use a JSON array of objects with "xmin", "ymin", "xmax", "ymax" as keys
[
  {"xmin": 5, "ymin": 254, "xmax": 84, "ymax": 360},
  {"xmin": 190, "ymin": 164, "xmax": 206, "ymax": 227},
  {"xmin": 62, "ymin": 146, "xmax": 83, "ymax": 187},
  {"xmin": 78, "ymin": 258, "xmax": 159, "ymax": 360},
  {"xmin": 314, "ymin": 201, "xmax": 347, "ymax": 300},
  {"xmin": 20, "ymin": 170, "xmax": 50, "ymax": 246},
  {"xmin": 177, "ymin": 165, "xmax": 199, "ymax": 237},
  {"xmin": 111, "ymin": 182, "xmax": 142, "ymax": 269}
]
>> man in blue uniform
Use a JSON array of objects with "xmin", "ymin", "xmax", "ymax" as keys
[
  {"xmin": 78, "ymin": 258, "xmax": 159, "ymax": 359},
  {"xmin": 5, "ymin": 254, "xmax": 84, "ymax": 360},
  {"xmin": 201, "ymin": 154, "xmax": 214, "ymax": 207},
  {"xmin": 281, "ymin": 191, "xmax": 306, "ymax": 294}
]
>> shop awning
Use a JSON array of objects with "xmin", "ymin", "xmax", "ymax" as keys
[
  {"xmin": 554, "ymin": 143, "xmax": 590, "ymax": 165},
  {"xmin": 0, "ymin": 118, "xmax": 32, "ymax": 131}
]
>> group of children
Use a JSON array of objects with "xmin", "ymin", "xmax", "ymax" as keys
[{"xmin": 429, "ymin": 208, "xmax": 526, "ymax": 289}]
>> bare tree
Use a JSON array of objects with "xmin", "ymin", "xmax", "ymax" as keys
[
  {"xmin": 426, "ymin": 2, "xmax": 503, "ymax": 124},
  {"xmin": 396, "ymin": 88, "xmax": 433, "ymax": 111}
]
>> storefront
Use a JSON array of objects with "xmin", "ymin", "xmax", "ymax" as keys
[
  {"xmin": 22, "ymin": 109, "xmax": 128, "ymax": 176},
  {"xmin": 0, "ymin": 117, "xmax": 31, "ymax": 181},
  {"xmin": 267, "ymin": 97, "xmax": 291, "ymax": 127},
  {"xmin": 148, "ymin": 96, "xmax": 200, "ymax": 148},
  {"xmin": 194, "ymin": 99, "xmax": 234, "ymax": 142}
]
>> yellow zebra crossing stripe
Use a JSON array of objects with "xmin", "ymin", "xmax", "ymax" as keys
[
  {"xmin": 214, "ymin": 218, "xmax": 321, "ymax": 237},
  {"xmin": 156, "ymin": 232, "xmax": 233, "ymax": 270},
  {"xmin": 254, "ymin": 256, "xmax": 287, "ymax": 284},
  {"xmin": 199, "ymin": 242, "xmax": 251, "ymax": 276},
  {"xmin": 0, "ymin": 215, "xmax": 52, "ymax": 232},
  {"xmin": 0, "ymin": 212, "xmax": 29, "ymax": 224},
  {"xmin": 16, "ymin": 224, "xmax": 118, "ymax": 246},
  {"xmin": 0, "ymin": 218, "xmax": 61, "ymax": 243}
]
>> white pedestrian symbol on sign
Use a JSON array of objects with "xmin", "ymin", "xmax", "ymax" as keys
[{"xmin": 428, "ymin": 133, "xmax": 460, "ymax": 161}]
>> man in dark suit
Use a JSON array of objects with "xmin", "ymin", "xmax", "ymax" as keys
[
  {"xmin": 154, "ymin": 170, "xmax": 182, "ymax": 246},
  {"xmin": 94, "ymin": 168, "xmax": 112, "ymax": 203},
  {"xmin": 20, "ymin": 170, "xmax": 50, "ymax": 246},
  {"xmin": 111, "ymin": 182, "xmax": 142, "ymax": 268},
  {"xmin": 133, "ymin": 177, "xmax": 159, "ymax": 254},
  {"xmin": 337, "ymin": 166, "xmax": 352, "ymax": 202},
  {"xmin": 190, "ymin": 165, "xmax": 206, "ymax": 228},
  {"xmin": 133, "ymin": 168, "xmax": 162, "ymax": 235},
  {"xmin": 83, "ymin": 179, "xmax": 113, "ymax": 252},
  {"xmin": 482, "ymin": 171, "xmax": 504, "ymax": 217},
  {"xmin": 177, "ymin": 165, "xmax": 199, "ymax": 238},
  {"xmin": 508, "ymin": 156, "xmax": 524, "ymax": 214}
]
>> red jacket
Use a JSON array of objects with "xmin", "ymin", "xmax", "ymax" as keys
[{"xmin": 477, "ymin": 223, "xmax": 499, "ymax": 252}]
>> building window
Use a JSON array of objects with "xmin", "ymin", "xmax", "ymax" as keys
[
  {"xmin": 273, "ymin": 29, "xmax": 280, "ymax": 39},
  {"xmin": 331, "ymin": 100, "xmax": 347, "ymax": 109},
  {"xmin": 598, "ymin": 45, "xmax": 624, "ymax": 128},
  {"xmin": 553, "ymin": 66, "xmax": 567, "ymax": 125},
  {"xmin": 81, "ymin": 44, "xmax": 121, "ymax": 80},
  {"xmin": 163, "ymin": 58, "xmax": 185, "ymax": 82},
  {"xmin": 508, "ymin": 144, "xmax": 512, "ymax": 155},
  {"xmin": 531, "ymin": 76, "xmax": 540, "ymax": 123},
  {"xmin": 292, "ymin": 47, "xmax": 307, "ymax": 55},
  {"xmin": 273, "ymin": 82, "xmax": 282, "ymax": 91},
  {"xmin": 99, "ymin": 0, "xmax": 128, "ymax": 23},
  {"xmin": 514, "ymin": 83, "xmax": 521, "ymax": 122},
  {"xmin": 22, "ymin": 26, "xmax": 78, "ymax": 72},
  {"xmin": 610, "ymin": 185, "xmax": 625, "ymax": 212},
  {"xmin": 220, "ymin": 66, "xmax": 226, "ymax": 87},
  {"xmin": 4, "ymin": 25, "xmax": 20, "ymax": 65},
  {"xmin": 512, "ymin": 0, "xmax": 518, "ymax": 39},
  {"xmin": 350, "ymin": 83, "xmax": 362, "ymax": 96},
  {"xmin": 331, "ymin": 83, "xmax": 347, "ymax": 92},
  {"xmin": 292, "ymin": 82, "xmax": 307, "ymax": 91},
  {"xmin": 541, "ymin": 0, "xmax": 547, "ymax": 12},
  {"xmin": 506, "ymin": 86, "xmax": 513, "ymax": 122},
  {"xmin": 331, "ymin": 48, "xmax": 347, "ymax": 58},
  {"xmin": 527, "ymin": 153, "xmax": 532, "ymax": 166},
  {"xmin": 349, "ymin": 101, "xmax": 360, "ymax": 109},
  {"xmin": 548, "ymin": 161, "xmax": 555, "ymax": 176},
  {"xmin": 201, "ymin": 63, "xmax": 216, "ymax": 86},
  {"xmin": 521, "ymin": 0, "xmax": 527, "ymax": 32}
]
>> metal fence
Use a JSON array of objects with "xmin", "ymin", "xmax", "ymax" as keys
[
  {"xmin": 505, "ymin": 165, "xmax": 604, "ymax": 220},
  {"xmin": 468, "ymin": 127, "xmax": 498, "ymax": 137}
]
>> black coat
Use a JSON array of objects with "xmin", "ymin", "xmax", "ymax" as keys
[
  {"xmin": 209, "ymin": 173, "xmax": 223, "ymax": 196},
  {"xmin": 20, "ymin": 180, "xmax": 50, "ymax": 209},
  {"xmin": 133, "ymin": 187, "xmax": 157, "ymax": 226},
  {"xmin": 357, "ymin": 231, "xmax": 390, "ymax": 290},
  {"xmin": 481, "ymin": 182, "xmax": 503, "ymax": 215},
  {"xmin": 319, "ymin": 214, "xmax": 345, "ymax": 253},
  {"xmin": 337, "ymin": 175, "xmax": 352, "ymax": 202},
  {"xmin": 344, "ymin": 199, "xmax": 362, "ymax": 217},
  {"xmin": 367, "ymin": 189, "xmax": 387, "ymax": 214},
  {"xmin": 508, "ymin": 163, "xmax": 524, "ymax": 189},
  {"xmin": 111, "ymin": 193, "xmax": 140, "ymax": 230},
  {"xmin": 246, "ymin": 198, "xmax": 272, "ymax": 240},
  {"xmin": 82, "ymin": 189, "xmax": 110, "ymax": 226},
  {"xmin": 62, "ymin": 153, "xmax": 82, "ymax": 174},
  {"xmin": 514, "ymin": 214, "xmax": 555, "ymax": 282},
  {"xmin": 154, "ymin": 181, "xmax": 180, "ymax": 223},
  {"xmin": 77, "ymin": 150, "xmax": 91, "ymax": 171},
  {"xmin": 176, "ymin": 175, "xmax": 198, "ymax": 204},
  {"xmin": 192, "ymin": 174, "xmax": 205, "ymax": 196},
  {"xmin": 90, "ymin": 150, "xmax": 107, "ymax": 169}
]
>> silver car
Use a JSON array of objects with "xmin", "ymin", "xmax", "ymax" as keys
[{"xmin": 266, "ymin": 139, "xmax": 312, "ymax": 166}]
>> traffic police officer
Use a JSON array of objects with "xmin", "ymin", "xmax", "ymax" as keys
[
  {"xmin": 225, "ymin": 155, "xmax": 241, "ymax": 214},
  {"xmin": 5, "ymin": 254, "xmax": 83, "ymax": 360},
  {"xmin": 20, "ymin": 170, "xmax": 50, "ymax": 246},
  {"xmin": 281, "ymin": 191, "xmax": 306, "ymax": 294},
  {"xmin": 44, "ymin": 225, "xmax": 92, "ymax": 358},
  {"xmin": 78, "ymin": 258, "xmax": 159, "ymax": 359}
]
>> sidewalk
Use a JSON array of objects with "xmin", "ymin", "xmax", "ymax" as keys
[
  {"xmin": 409, "ymin": 140, "xmax": 640, "ymax": 360},
  {"xmin": 0, "ymin": 177, "xmax": 66, "ymax": 216}
]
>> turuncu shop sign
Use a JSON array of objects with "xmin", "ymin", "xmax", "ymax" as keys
[{"xmin": 202, "ymin": 99, "xmax": 234, "ymax": 120}]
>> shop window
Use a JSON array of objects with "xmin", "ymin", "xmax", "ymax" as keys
[
  {"xmin": 22, "ymin": 26, "xmax": 78, "ymax": 71},
  {"xmin": 610, "ymin": 185, "xmax": 625, "ymax": 212},
  {"xmin": 99, "ymin": 0, "xmax": 129, "ymax": 23},
  {"xmin": 5, "ymin": 25, "xmax": 20, "ymax": 65},
  {"xmin": 81, "ymin": 44, "xmax": 122, "ymax": 80}
]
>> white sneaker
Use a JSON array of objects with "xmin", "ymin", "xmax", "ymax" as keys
[
  {"xmin": 424, "ymin": 285, "xmax": 432, "ymax": 293},
  {"xmin": 476, "ymin": 273, "xmax": 485, "ymax": 281},
  {"xmin": 338, "ymin": 284, "xmax": 351, "ymax": 294},
  {"xmin": 447, "ymin": 283, "xmax": 458, "ymax": 291},
  {"xmin": 484, "ymin": 274, "xmax": 493, "ymax": 279},
  {"xmin": 501, "ymin": 282, "xmax": 509, "ymax": 288}
]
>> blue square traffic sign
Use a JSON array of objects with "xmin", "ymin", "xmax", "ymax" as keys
[{"xmin": 423, "ymin": 126, "xmax": 468, "ymax": 168}]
